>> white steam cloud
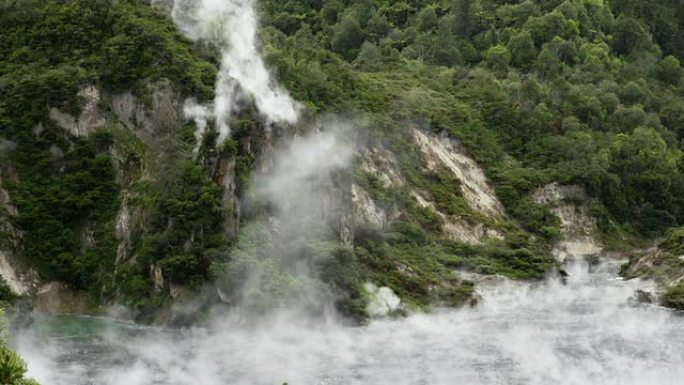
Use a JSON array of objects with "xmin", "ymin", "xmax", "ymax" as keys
[
  {"xmin": 183, "ymin": 98, "xmax": 211, "ymax": 153},
  {"xmin": 216, "ymin": 122, "xmax": 355, "ymax": 316},
  {"xmin": 251, "ymin": 128, "xmax": 354, "ymax": 219},
  {"xmin": 15, "ymin": 259, "xmax": 684, "ymax": 385},
  {"xmin": 162, "ymin": 0, "xmax": 300, "ymax": 145}
]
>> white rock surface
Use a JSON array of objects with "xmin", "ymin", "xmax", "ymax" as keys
[
  {"xmin": 533, "ymin": 183, "xmax": 602, "ymax": 262},
  {"xmin": 49, "ymin": 85, "xmax": 104, "ymax": 137},
  {"xmin": 412, "ymin": 129, "xmax": 505, "ymax": 219},
  {"xmin": 351, "ymin": 184, "xmax": 388, "ymax": 229},
  {"xmin": 0, "ymin": 251, "xmax": 27, "ymax": 295}
]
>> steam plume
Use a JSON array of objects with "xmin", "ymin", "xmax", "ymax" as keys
[
  {"xmin": 164, "ymin": 0, "xmax": 300, "ymax": 144},
  {"xmin": 15, "ymin": 260, "xmax": 684, "ymax": 385}
]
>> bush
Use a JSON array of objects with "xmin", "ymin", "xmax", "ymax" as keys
[
  {"xmin": 0, "ymin": 309, "xmax": 40, "ymax": 385},
  {"xmin": 662, "ymin": 282, "xmax": 684, "ymax": 310}
]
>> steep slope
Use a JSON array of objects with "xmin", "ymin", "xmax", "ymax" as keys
[
  {"xmin": 620, "ymin": 228, "xmax": 684, "ymax": 309},
  {"xmin": 533, "ymin": 183, "xmax": 602, "ymax": 262},
  {"xmin": 2, "ymin": 0, "xmax": 684, "ymax": 319}
]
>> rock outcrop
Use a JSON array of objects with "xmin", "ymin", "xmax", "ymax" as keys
[
  {"xmin": 534, "ymin": 183, "xmax": 602, "ymax": 262},
  {"xmin": 351, "ymin": 130, "xmax": 507, "ymax": 246},
  {"xmin": 49, "ymin": 85, "xmax": 105, "ymax": 137},
  {"xmin": 412, "ymin": 129, "xmax": 505, "ymax": 219},
  {"xmin": 0, "ymin": 170, "xmax": 38, "ymax": 296}
]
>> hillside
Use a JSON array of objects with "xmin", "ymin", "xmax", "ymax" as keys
[{"xmin": 1, "ymin": 0, "xmax": 684, "ymax": 322}]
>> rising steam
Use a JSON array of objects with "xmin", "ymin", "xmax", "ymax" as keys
[
  {"xmin": 214, "ymin": 123, "xmax": 355, "ymax": 316},
  {"xmin": 251, "ymin": 126, "xmax": 354, "ymax": 220},
  {"xmin": 15, "ymin": 259, "xmax": 684, "ymax": 385},
  {"xmin": 150, "ymin": 0, "xmax": 354, "ymax": 316},
  {"xmin": 162, "ymin": 0, "xmax": 300, "ymax": 144}
]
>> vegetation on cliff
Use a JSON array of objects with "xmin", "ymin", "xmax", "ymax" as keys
[
  {"xmin": 258, "ymin": 0, "xmax": 684, "ymax": 241},
  {"xmin": 621, "ymin": 226, "xmax": 684, "ymax": 309},
  {"xmin": 255, "ymin": 0, "xmax": 684, "ymax": 309},
  {"xmin": 0, "ymin": 0, "xmax": 222, "ymax": 313},
  {"xmin": 1, "ymin": 0, "xmax": 684, "ymax": 316}
]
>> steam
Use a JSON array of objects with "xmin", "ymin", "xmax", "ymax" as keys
[
  {"xmin": 15, "ymin": 259, "xmax": 684, "ymax": 385},
  {"xmin": 364, "ymin": 283, "xmax": 401, "ymax": 317},
  {"xmin": 156, "ymin": 0, "xmax": 352, "ymax": 315},
  {"xmin": 183, "ymin": 99, "xmax": 211, "ymax": 153},
  {"xmin": 251, "ymin": 127, "xmax": 354, "ymax": 220},
  {"xmin": 214, "ymin": 123, "xmax": 355, "ymax": 316},
  {"xmin": 161, "ymin": 0, "xmax": 300, "ymax": 145},
  {"xmin": 15, "ymin": 2, "xmax": 684, "ymax": 384}
]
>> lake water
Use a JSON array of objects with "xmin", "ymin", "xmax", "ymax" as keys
[{"xmin": 13, "ymin": 259, "xmax": 684, "ymax": 385}]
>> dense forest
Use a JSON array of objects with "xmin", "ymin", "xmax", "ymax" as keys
[
  {"xmin": 256, "ymin": 0, "xmax": 684, "ymax": 239},
  {"xmin": 1, "ymin": 0, "xmax": 684, "ymax": 320}
]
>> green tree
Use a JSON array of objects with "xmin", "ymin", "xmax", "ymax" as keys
[
  {"xmin": 508, "ymin": 30, "xmax": 537, "ymax": 70},
  {"xmin": 602, "ymin": 127, "xmax": 682, "ymax": 233},
  {"xmin": 612, "ymin": 16, "xmax": 654, "ymax": 55},
  {"xmin": 331, "ymin": 13, "xmax": 366, "ymax": 61},
  {"xmin": 536, "ymin": 47, "xmax": 563, "ymax": 78},
  {"xmin": 434, "ymin": 15, "xmax": 463, "ymax": 66},
  {"xmin": 451, "ymin": 0, "xmax": 476, "ymax": 38},
  {"xmin": 417, "ymin": 5, "xmax": 438, "ymax": 33},
  {"xmin": 656, "ymin": 55, "xmax": 682, "ymax": 85},
  {"xmin": 486, "ymin": 44, "xmax": 511, "ymax": 72},
  {"xmin": 621, "ymin": 81, "xmax": 646, "ymax": 105},
  {"xmin": 524, "ymin": 11, "xmax": 578, "ymax": 46},
  {"xmin": 496, "ymin": 0, "xmax": 541, "ymax": 28},
  {"xmin": 366, "ymin": 11, "xmax": 391, "ymax": 39}
]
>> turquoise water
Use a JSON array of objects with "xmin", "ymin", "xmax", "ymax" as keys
[{"xmin": 13, "ymin": 259, "xmax": 684, "ymax": 385}]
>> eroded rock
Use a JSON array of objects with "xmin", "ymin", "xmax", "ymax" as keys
[
  {"xmin": 533, "ymin": 183, "xmax": 602, "ymax": 262},
  {"xmin": 412, "ymin": 129, "xmax": 505, "ymax": 219},
  {"xmin": 49, "ymin": 85, "xmax": 105, "ymax": 137}
]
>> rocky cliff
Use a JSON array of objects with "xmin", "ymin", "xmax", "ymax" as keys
[{"xmin": 3, "ymin": 0, "xmax": 684, "ymax": 321}]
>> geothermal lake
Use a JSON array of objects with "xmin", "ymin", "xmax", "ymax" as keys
[{"xmin": 13, "ymin": 259, "xmax": 684, "ymax": 385}]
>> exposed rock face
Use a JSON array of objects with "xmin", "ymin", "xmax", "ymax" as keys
[
  {"xmin": 352, "ymin": 145, "xmax": 402, "ymax": 233},
  {"xmin": 411, "ymin": 188, "xmax": 503, "ymax": 245},
  {"xmin": 151, "ymin": 264, "xmax": 165, "ymax": 294},
  {"xmin": 351, "ymin": 184, "xmax": 389, "ymax": 229},
  {"xmin": 115, "ymin": 196, "xmax": 132, "ymax": 264},
  {"xmin": 622, "ymin": 246, "xmax": 684, "ymax": 311},
  {"xmin": 0, "ymin": 251, "xmax": 27, "ymax": 295},
  {"xmin": 219, "ymin": 158, "xmax": 240, "ymax": 239},
  {"xmin": 412, "ymin": 129, "xmax": 505, "ymax": 219},
  {"xmin": 359, "ymin": 146, "xmax": 404, "ymax": 188},
  {"xmin": 105, "ymin": 80, "xmax": 205, "ymax": 307},
  {"xmin": 534, "ymin": 183, "xmax": 602, "ymax": 262},
  {"xmin": 34, "ymin": 282, "xmax": 90, "ymax": 314},
  {"xmin": 621, "ymin": 248, "xmax": 665, "ymax": 279},
  {"xmin": 49, "ymin": 85, "xmax": 105, "ymax": 137},
  {"xmin": 411, "ymin": 130, "xmax": 505, "ymax": 244},
  {"xmin": 18, "ymin": 79, "xmax": 199, "ymax": 313},
  {"xmin": 106, "ymin": 80, "xmax": 182, "ymax": 160},
  {"xmin": 0, "ymin": 171, "xmax": 37, "ymax": 295},
  {"xmin": 443, "ymin": 219, "xmax": 503, "ymax": 245},
  {"xmin": 353, "ymin": 130, "xmax": 507, "ymax": 246},
  {"xmin": 633, "ymin": 289, "xmax": 655, "ymax": 304}
]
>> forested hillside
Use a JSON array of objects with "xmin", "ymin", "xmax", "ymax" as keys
[
  {"xmin": 257, "ymin": 0, "xmax": 684, "ymax": 239},
  {"xmin": 1, "ymin": 0, "xmax": 684, "ymax": 320}
]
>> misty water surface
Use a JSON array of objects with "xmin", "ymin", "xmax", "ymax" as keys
[{"xmin": 13, "ymin": 258, "xmax": 684, "ymax": 385}]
